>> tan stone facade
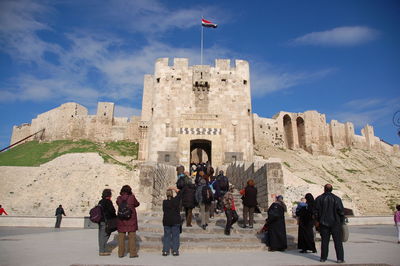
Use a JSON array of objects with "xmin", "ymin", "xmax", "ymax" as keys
[
  {"xmin": 11, "ymin": 102, "xmax": 140, "ymax": 145},
  {"xmin": 138, "ymin": 58, "xmax": 254, "ymax": 168}
]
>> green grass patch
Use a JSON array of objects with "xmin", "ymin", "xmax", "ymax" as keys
[
  {"xmin": 344, "ymin": 168, "xmax": 360, "ymax": 174},
  {"xmin": 0, "ymin": 140, "xmax": 138, "ymax": 169},
  {"xmin": 301, "ymin": 178, "xmax": 316, "ymax": 184},
  {"xmin": 283, "ymin": 162, "xmax": 291, "ymax": 168}
]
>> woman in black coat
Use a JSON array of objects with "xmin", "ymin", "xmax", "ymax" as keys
[
  {"xmin": 162, "ymin": 187, "xmax": 182, "ymax": 256},
  {"xmin": 98, "ymin": 188, "xmax": 117, "ymax": 256},
  {"xmin": 242, "ymin": 179, "xmax": 258, "ymax": 228},
  {"xmin": 266, "ymin": 195, "xmax": 287, "ymax": 251},
  {"xmin": 297, "ymin": 193, "xmax": 317, "ymax": 253},
  {"xmin": 181, "ymin": 183, "xmax": 196, "ymax": 227}
]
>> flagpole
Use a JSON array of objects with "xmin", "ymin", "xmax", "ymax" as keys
[{"xmin": 201, "ymin": 21, "xmax": 204, "ymax": 65}]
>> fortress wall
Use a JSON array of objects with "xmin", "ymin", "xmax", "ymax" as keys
[
  {"xmin": 10, "ymin": 123, "xmax": 32, "ymax": 145},
  {"xmin": 329, "ymin": 120, "xmax": 347, "ymax": 149},
  {"xmin": 11, "ymin": 102, "xmax": 140, "ymax": 146},
  {"xmin": 253, "ymin": 114, "xmax": 284, "ymax": 148}
]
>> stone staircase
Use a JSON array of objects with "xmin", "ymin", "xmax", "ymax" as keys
[{"xmin": 109, "ymin": 192, "xmax": 298, "ymax": 254}]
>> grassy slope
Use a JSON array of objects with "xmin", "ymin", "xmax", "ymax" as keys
[{"xmin": 0, "ymin": 140, "xmax": 138, "ymax": 169}]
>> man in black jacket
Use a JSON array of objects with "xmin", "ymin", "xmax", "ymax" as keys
[{"xmin": 314, "ymin": 184, "xmax": 345, "ymax": 263}]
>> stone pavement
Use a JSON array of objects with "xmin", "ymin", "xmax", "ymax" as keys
[{"xmin": 0, "ymin": 225, "xmax": 399, "ymax": 266}]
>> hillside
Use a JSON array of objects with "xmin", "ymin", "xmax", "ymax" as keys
[
  {"xmin": 255, "ymin": 143, "xmax": 400, "ymax": 215},
  {"xmin": 0, "ymin": 140, "xmax": 138, "ymax": 169}
]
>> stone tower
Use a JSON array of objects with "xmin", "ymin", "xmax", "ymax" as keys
[{"xmin": 139, "ymin": 58, "xmax": 254, "ymax": 168}]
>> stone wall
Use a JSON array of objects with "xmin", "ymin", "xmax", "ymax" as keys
[
  {"xmin": 257, "ymin": 110, "xmax": 399, "ymax": 155},
  {"xmin": 11, "ymin": 102, "xmax": 140, "ymax": 146},
  {"xmin": 137, "ymin": 162, "xmax": 176, "ymax": 210},
  {"xmin": 225, "ymin": 160, "xmax": 284, "ymax": 211}
]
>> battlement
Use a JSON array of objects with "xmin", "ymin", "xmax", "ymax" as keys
[{"xmin": 154, "ymin": 57, "xmax": 249, "ymax": 73}]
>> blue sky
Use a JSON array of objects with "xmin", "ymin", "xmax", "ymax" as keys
[{"xmin": 1, "ymin": 0, "xmax": 399, "ymax": 148}]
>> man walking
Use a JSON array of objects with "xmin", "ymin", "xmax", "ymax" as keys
[
  {"xmin": 55, "ymin": 205, "xmax": 66, "ymax": 228},
  {"xmin": 314, "ymin": 184, "xmax": 345, "ymax": 263}
]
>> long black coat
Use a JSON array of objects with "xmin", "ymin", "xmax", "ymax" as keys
[
  {"xmin": 98, "ymin": 198, "xmax": 117, "ymax": 222},
  {"xmin": 267, "ymin": 202, "xmax": 287, "ymax": 250},
  {"xmin": 162, "ymin": 192, "xmax": 182, "ymax": 226},
  {"xmin": 297, "ymin": 204, "xmax": 316, "ymax": 251},
  {"xmin": 181, "ymin": 184, "xmax": 196, "ymax": 208},
  {"xmin": 242, "ymin": 186, "xmax": 258, "ymax": 207}
]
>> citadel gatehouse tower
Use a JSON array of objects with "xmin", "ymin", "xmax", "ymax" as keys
[{"xmin": 138, "ymin": 58, "xmax": 254, "ymax": 167}]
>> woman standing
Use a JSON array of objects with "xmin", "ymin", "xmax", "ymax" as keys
[
  {"xmin": 297, "ymin": 193, "xmax": 317, "ymax": 253},
  {"xmin": 241, "ymin": 179, "xmax": 258, "ymax": 229},
  {"xmin": 116, "ymin": 185, "xmax": 140, "ymax": 258},
  {"xmin": 395, "ymin": 204, "xmax": 400, "ymax": 244},
  {"xmin": 162, "ymin": 187, "xmax": 182, "ymax": 256},
  {"xmin": 98, "ymin": 189, "xmax": 117, "ymax": 256},
  {"xmin": 266, "ymin": 195, "xmax": 287, "ymax": 251}
]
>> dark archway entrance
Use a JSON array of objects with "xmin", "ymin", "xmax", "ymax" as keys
[
  {"xmin": 190, "ymin": 139, "xmax": 211, "ymax": 165},
  {"xmin": 283, "ymin": 114, "xmax": 294, "ymax": 149},
  {"xmin": 296, "ymin": 117, "xmax": 306, "ymax": 149}
]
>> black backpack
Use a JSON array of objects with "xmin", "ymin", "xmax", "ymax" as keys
[
  {"xmin": 118, "ymin": 200, "xmax": 132, "ymax": 220},
  {"xmin": 218, "ymin": 175, "xmax": 229, "ymax": 191},
  {"xmin": 202, "ymin": 185, "xmax": 213, "ymax": 204}
]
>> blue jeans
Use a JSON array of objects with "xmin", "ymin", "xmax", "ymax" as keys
[{"xmin": 163, "ymin": 225, "xmax": 180, "ymax": 253}]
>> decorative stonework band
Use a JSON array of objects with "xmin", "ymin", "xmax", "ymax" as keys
[{"xmin": 179, "ymin": 128, "xmax": 222, "ymax": 135}]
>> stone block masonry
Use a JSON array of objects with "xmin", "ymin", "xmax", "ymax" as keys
[
  {"xmin": 10, "ymin": 102, "xmax": 140, "ymax": 146},
  {"xmin": 225, "ymin": 159, "xmax": 284, "ymax": 210}
]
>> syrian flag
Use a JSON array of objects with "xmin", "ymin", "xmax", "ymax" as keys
[{"xmin": 202, "ymin": 18, "xmax": 217, "ymax": 28}]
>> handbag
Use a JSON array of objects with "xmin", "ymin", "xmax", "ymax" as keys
[
  {"xmin": 341, "ymin": 223, "xmax": 349, "ymax": 242},
  {"xmin": 105, "ymin": 217, "xmax": 118, "ymax": 234}
]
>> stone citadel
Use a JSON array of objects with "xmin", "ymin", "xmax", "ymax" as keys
[
  {"xmin": 5, "ymin": 58, "xmax": 399, "ymax": 217},
  {"xmin": 11, "ymin": 58, "xmax": 399, "ymax": 161}
]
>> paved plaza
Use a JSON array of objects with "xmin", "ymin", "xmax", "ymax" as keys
[{"xmin": 0, "ymin": 225, "xmax": 399, "ymax": 266}]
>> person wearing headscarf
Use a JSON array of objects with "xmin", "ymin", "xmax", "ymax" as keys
[
  {"xmin": 297, "ymin": 193, "xmax": 317, "ymax": 253},
  {"xmin": 266, "ymin": 195, "xmax": 287, "ymax": 251}
]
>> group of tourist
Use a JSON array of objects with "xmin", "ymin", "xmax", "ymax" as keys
[
  {"xmin": 95, "ymin": 185, "xmax": 140, "ymax": 257},
  {"xmin": 87, "ymin": 164, "xmax": 400, "ymax": 262}
]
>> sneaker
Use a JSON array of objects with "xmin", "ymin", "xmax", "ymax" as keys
[
  {"xmin": 241, "ymin": 225, "xmax": 247, "ymax": 228},
  {"xmin": 162, "ymin": 251, "xmax": 169, "ymax": 256},
  {"xmin": 172, "ymin": 251, "xmax": 179, "ymax": 256},
  {"xmin": 186, "ymin": 224, "xmax": 192, "ymax": 227},
  {"xmin": 336, "ymin": 260, "xmax": 345, "ymax": 264},
  {"xmin": 248, "ymin": 225, "xmax": 253, "ymax": 229},
  {"xmin": 202, "ymin": 225, "xmax": 207, "ymax": 230},
  {"xmin": 224, "ymin": 230, "xmax": 230, "ymax": 236},
  {"xmin": 130, "ymin": 254, "xmax": 139, "ymax": 258},
  {"xmin": 320, "ymin": 259, "xmax": 326, "ymax": 262}
]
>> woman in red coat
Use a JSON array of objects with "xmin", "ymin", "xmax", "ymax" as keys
[{"xmin": 116, "ymin": 185, "xmax": 140, "ymax": 258}]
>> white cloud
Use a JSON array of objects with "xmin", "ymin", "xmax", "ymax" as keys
[
  {"xmin": 291, "ymin": 26, "xmax": 379, "ymax": 46},
  {"xmin": 251, "ymin": 64, "xmax": 335, "ymax": 96},
  {"xmin": 331, "ymin": 97, "xmax": 400, "ymax": 128}
]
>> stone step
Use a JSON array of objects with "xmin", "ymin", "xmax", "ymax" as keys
[
  {"xmin": 138, "ymin": 222, "xmax": 298, "ymax": 235},
  {"xmin": 107, "ymin": 233, "xmax": 298, "ymax": 253},
  {"xmin": 138, "ymin": 214, "xmax": 297, "ymax": 226}
]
